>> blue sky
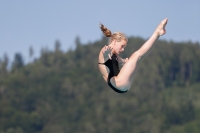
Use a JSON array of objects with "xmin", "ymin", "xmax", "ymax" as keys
[{"xmin": 0, "ymin": 1, "xmax": 200, "ymax": 63}]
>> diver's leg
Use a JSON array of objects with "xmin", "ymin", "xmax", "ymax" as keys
[{"xmin": 111, "ymin": 18, "xmax": 168, "ymax": 90}]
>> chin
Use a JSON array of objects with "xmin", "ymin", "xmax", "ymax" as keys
[{"xmin": 114, "ymin": 51, "xmax": 121, "ymax": 55}]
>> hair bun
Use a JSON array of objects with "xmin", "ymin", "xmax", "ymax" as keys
[{"xmin": 99, "ymin": 23, "xmax": 112, "ymax": 37}]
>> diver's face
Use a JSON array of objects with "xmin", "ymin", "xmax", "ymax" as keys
[{"xmin": 112, "ymin": 39, "xmax": 127, "ymax": 55}]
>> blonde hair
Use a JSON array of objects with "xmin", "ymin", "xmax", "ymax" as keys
[{"xmin": 99, "ymin": 23, "xmax": 128, "ymax": 44}]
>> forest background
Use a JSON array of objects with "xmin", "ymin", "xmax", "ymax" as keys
[{"xmin": 0, "ymin": 35, "xmax": 200, "ymax": 133}]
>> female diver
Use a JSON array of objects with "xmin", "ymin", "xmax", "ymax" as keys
[{"xmin": 98, "ymin": 18, "xmax": 168, "ymax": 93}]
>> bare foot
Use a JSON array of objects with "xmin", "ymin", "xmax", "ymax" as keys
[{"xmin": 156, "ymin": 18, "xmax": 168, "ymax": 36}]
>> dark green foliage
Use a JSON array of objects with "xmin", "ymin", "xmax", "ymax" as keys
[
  {"xmin": 0, "ymin": 36, "xmax": 200, "ymax": 133},
  {"xmin": 11, "ymin": 53, "xmax": 24, "ymax": 71}
]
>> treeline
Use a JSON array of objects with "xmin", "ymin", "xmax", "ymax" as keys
[{"xmin": 0, "ymin": 36, "xmax": 200, "ymax": 133}]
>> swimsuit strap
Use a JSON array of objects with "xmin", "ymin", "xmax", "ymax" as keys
[{"xmin": 98, "ymin": 62, "xmax": 105, "ymax": 65}]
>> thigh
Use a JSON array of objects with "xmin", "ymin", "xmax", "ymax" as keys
[{"xmin": 115, "ymin": 53, "xmax": 140, "ymax": 87}]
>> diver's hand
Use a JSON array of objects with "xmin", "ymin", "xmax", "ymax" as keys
[
  {"xmin": 118, "ymin": 56, "xmax": 128, "ymax": 67},
  {"xmin": 124, "ymin": 58, "xmax": 129, "ymax": 63},
  {"xmin": 102, "ymin": 45, "xmax": 112, "ymax": 60}
]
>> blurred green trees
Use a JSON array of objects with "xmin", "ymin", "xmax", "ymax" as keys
[{"xmin": 0, "ymin": 36, "xmax": 200, "ymax": 133}]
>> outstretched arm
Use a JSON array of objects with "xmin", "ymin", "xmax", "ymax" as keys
[{"xmin": 136, "ymin": 18, "xmax": 168, "ymax": 60}]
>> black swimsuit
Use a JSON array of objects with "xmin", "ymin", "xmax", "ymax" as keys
[{"xmin": 99, "ymin": 54, "xmax": 127, "ymax": 93}]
